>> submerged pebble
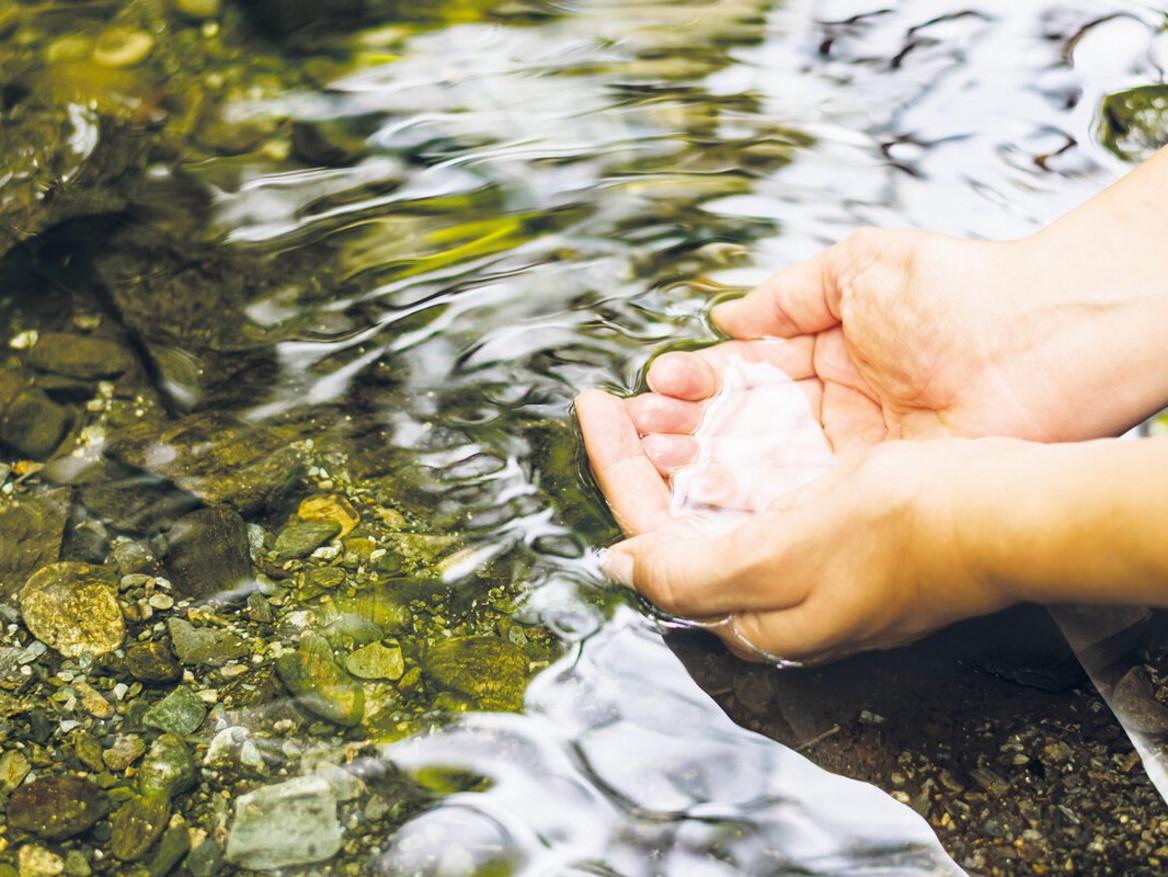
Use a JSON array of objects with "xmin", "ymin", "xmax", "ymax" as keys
[
  {"xmin": 6, "ymin": 775, "xmax": 107, "ymax": 840},
  {"xmin": 92, "ymin": 27, "xmax": 155, "ymax": 68},
  {"xmin": 19, "ymin": 562, "xmax": 124, "ymax": 658},
  {"xmin": 225, "ymin": 775, "xmax": 343, "ymax": 869},
  {"xmin": 143, "ymin": 686, "xmax": 207, "ymax": 736}
]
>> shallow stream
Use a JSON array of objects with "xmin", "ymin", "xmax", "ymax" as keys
[{"xmin": 2, "ymin": 0, "xmax": 1167, "ymax": 874}]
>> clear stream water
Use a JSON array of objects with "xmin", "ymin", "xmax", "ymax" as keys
[
  {"xmin": 6, "ymin": 0, "xmax": 1166, "ymax": 873},
  {"xmin": 232, "ymin": 0, "xmax": 1156, "ymax": 872}
]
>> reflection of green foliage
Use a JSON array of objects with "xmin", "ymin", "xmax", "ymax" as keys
[
  {"xmin": 1100, "ymin": 85, "xmax": 1168, "ymax": 162},
  {"xmin": 412, "ymin": 766, "xmax": 493, "ymax": 794}
]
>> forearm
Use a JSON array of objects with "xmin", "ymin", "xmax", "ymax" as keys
[
  {"xmin": 966, "ymin": 435, "xmax": 1168, "ymax": 607},
  {"xmin": 1013, "ymin": 147, "xmax": 1168, "ymax": 435}
]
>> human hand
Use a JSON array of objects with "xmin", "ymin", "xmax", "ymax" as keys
[
  {"xmin": 578, "ymin": 386, "xmax": 1022, "ymax": 662},
  {"xmin": 641, "ymin": 223, "xmax": 1168, "ymax": 456}
]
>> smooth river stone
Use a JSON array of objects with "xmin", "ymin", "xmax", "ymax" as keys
[
  {"xmin": 0, "ymin": 486, "xmax": 70, "ymax": 600},
  {"xmin": 24, "ymin": 333, "xmax": 135, "ymax": 379},
  {"xmin": 225, "ymin": 775, "xmax": 342, "ymax": 869},
  {"xmin": 165, "ymin": 507, "xmax": 253, "ymax": 601},
  {"xmin": 19, "ymin": 562, "xmax": 124, "ymax": 658},
  {"xmin": 7, "ymin": 775, "xmax": 108, "ymax": 840}
]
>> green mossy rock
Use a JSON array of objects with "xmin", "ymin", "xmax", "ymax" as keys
[
  {"xmin": 1101, "ymin": 84, "xmax": 1168, "ymax": 162},
  {"xmin": 275, "ymin": 635, "xmax": 365, "ymax": 726},
  {"xmin": 110, "ymin": 793, "xmax": 170, "ymax": 861},
  {"xmin": 424, "ymin": 636, "xmax": 528, "ymax": 712},
  {"xmin": 273, "ymin": 520, "xmax": 341, "ymax": 560},
  {"xmin": 167, "ymin": 618, "xmax": 249, "ymax": 666},
  {"xmin": 143, "ymin": 686, "xmax": 207, "ymax": 736},
  {"xmin": 137, "ymin": 734, "xmax": 197, "ymax": 799}
]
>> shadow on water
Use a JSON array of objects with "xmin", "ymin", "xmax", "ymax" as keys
[{"xmin": 2, "ymin": 0, "xmax": 1168, "ymax": 873}]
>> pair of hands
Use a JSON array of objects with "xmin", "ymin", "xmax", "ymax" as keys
[{"xmin": 576, "ymin": 224, "xmax": 1153, "ymax": 663}]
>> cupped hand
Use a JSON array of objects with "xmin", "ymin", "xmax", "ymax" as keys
[{"xmin": 579, "ymin": 383, "xmax": 1019, "ymax": 663}]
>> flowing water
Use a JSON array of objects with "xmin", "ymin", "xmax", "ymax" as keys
[{"xmin": 1, "ymin": 0, "xmax": 1166, "ymax": 874}]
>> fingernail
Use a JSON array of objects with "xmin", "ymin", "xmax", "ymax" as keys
[{"xmin": 600, "ymin": 548, "xmax": 635, "ymax": 588}]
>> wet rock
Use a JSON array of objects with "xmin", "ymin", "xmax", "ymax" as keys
[
  {"xmin": 111, "ymin": 540, "xmax": 164, "ymax": 578},
  {"xmin": 61, "ymin": 850, "xmax": 90, "ymax": 877},
  {"xmin": 205, "ymin": 726, "xmax": 267, "ymax": 774},
  {"xmin": 0, "ymin": 384, "xmax": 74, "ymax": 461},
  {"xmin": 24, "ymin": 334, "xmax": 134, "ymax": 380},
  {"xmin": 110, "ymin": 793, "xmax": 170, "ymax": 861},
  {"xmin": 104, "ymin": 413, "xmax": 305, "ymax": 516},
  {"xmin": 0, "ymin": 748, "xmax": 32, "ymax": 791},
  {"xmin": 137, "ymin": 733, "xmax": 197, "ymax": 799},
  {"xmin": 1110, "ymin": 665, "xmax": 1168, "ymax": 735},
  {"xmin": 143, "ymin": 686, "xmax": 207, "ymax": 736},
  {"xmin": 298, "ymin": 494, "xmax": 360, "ymax": 538},
  {"xmin": 167, "ymin": 618, "xmax": 248, "ymax": 666},
  {"xmin": 0, "ymin": 486, "xmax": 70, "ymax": 599},
  {"xmin": 7, "ymin": 775, "xmax": 107, "ymax": 840},
  {"xmin": 97, "ymin": 239, "xmax": 283, "ymax": 410},
  {"xmin": 185, "ymin": 838, "xmax": 224, "ymax": 877},
  {"xmin": 102, "ymin": 734, "xmax": 146, "ymax": 772},
  {"xmin": 175, "ymin": 0, "xmax": 222, "ymax": 18},
  {"xmin": 240, "ymin": 0, "xmax": 366, "ymax": 37},
  {"xmin": 16, "ymin": 845, "xmax": 64, "ymax": 877},
  {"xmin": 273, "ymin": 520, "xmax": 340, "ymax": 560},
  {"xmin": 19, "ymin": 563, "xmax": 125, "ymax": 658},
  {"xmin": 245, "ymin": 592, "xmax": 273, "ymax": 624},
  {"xmin": 225, "ymin": 774, "xmax": 343, "ymax": 869},
  {"xmin": 424, "ymin": 636, "xmax": 528, "ymax": 711},
  {"xmin": 0, "ymin": 109, "xmax": 147, "ymax": 260},
  {"xmin": 92, "ymin": 27, "xmax": 155, "ymax": 68},
  {"xmin": 72, "ymin": 462, "xmax": 200, "ymax": 534},
  {"xmin": 345, "ymin": 641, "xmax": 404, "ymax": 681},
  {"xmin": 291, "ymin": 120, "xmax": 368, "ymax": 167},
  {"xmin": 126, "ymin": 641, "xmax": 182, "ymax": 684},
  {"xmin": 72, "ymin": 732, "xmax": 105, "ymax": 773},
  {"xmin": 165, "ymin": 507, "xmax": 253, "ymax": 601},
  {"xmin": 76, "ymin": 680, "xmax": 114, "ymax": 719},
  {"xmin": 275, "ymin": 634, "xmax": 364, "ymax": 726},
  {"xmin": 147, "ymin": 823, "xmax": 190, "ymax": 877},
  {"xmin": 1101, "ymin": 84, "xmax": 1168, "ymax": 162}
]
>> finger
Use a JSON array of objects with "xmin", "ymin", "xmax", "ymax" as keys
[
  {"xmin": 603, "ymin": 518, "xmax": 809, "ymax": 617},
  {"xmin": 641, "ymin": 433, "xmax": 697, "ymax": 474},
  {"xmin": 575, "ymin": 390, "xmax": 672, "ymax": 535},
  {"xmin": 630, "ymin": 379, "xmax": 825, "ymax": 439},
  {"xmin": 627, "ymin": 393, "xmax": 704, "ymax": 436},
  {"xmin": 646, "ymin": 338, "xmax": 817, "ymax": 401},
  {"xmin": 711, "ymin": 245, "xmax": 845, "ymax": 338}
]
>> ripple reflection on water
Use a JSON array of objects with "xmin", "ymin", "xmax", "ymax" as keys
[
  {"xmin": 182, "ymin": 0, "xmax": 1165, "ymax": 872},
  {"xmin": 372, "ymin": 611, "xmax": 962, "ymax": 876}
]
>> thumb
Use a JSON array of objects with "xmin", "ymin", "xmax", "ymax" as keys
[
  {"xmin": 712, "ymin": 245, "xmax": 843, "ymax": 339},
  {"xmin": 602, "ymin": 522, "xmax": 803, "ymax": 619}
]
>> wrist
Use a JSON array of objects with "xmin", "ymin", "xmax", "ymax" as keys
[
  {"xmin": 1006, "ymin": 157, "xmax": 1168, "ymax": 437},
  {"xmin": 957, "ymin": 436, "xmax": 1168, "ymax": 608}
]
